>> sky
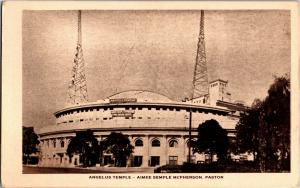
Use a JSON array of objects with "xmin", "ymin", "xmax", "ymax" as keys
[{"xmin": 22, "ymin": 10, "xmax": 290, "ymax": 129}]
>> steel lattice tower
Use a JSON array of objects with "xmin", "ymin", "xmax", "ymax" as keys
[
  {"xmin": 68, "ymin": 10, "xmax": 88, "ymax": 105},
  {"xmin": 192, "ymin": 10, "xmax": 209, "ymax": 100}
]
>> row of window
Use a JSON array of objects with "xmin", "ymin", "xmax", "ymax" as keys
[
  {"xmin": 210, "ymin": 82, "xmax": 227, "ymax": 87},
  {"xmin": 57, "ymin": 116, "xmax": 167, "ymax": 124},
  {"xmin": 57, "ymin": 106, "xmax": 220, "ymax": 118},
  {"xmin": 43, "ymin": 138, "xmax": 186, "ymax": 149},
  {"xmin": 58, "ymin": 107, "xmax": 182, "ymax": 117},
  {"xmin": 134, "ymin": 155, "xmax": 196, "ymax": 166},
  {"xmin": 57, "ymin": 112, "xmax": 225, "ymax": 124},
  {"xmin": 43, "ymin": 140, "xmax": 68, "ymax": 148},
  {"xmin": 135, "ymin": 139, "xmax": 179, "ymax": 148}
]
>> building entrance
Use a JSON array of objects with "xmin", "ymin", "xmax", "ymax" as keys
[
  {"xmin": 133, "ymin": 156, "xmax": 143, "ymax": 167},
  {"xmin": 150, "ymin": 156, "xmax": 160, "ymax": 167}
]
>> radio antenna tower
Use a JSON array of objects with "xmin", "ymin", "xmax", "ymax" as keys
[
  {"xmin": 188, "ymin": 10, "xmax": 209, "ymax": 164},
  {"xmin": 67, "ymin": 10, "xmax": 88, "ymax": 105},
  {"xmin": 191, "ymin": 10, "xmax": 209, "ymax": 100}
]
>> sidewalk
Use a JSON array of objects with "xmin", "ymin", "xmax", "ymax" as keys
[
  {"xmin": 23, "ymin": 165, "xmax": 155, "ymax": 173},
  {"xmin": 88, "ymin": 166, "xmax": 155, "ymax": 173}
]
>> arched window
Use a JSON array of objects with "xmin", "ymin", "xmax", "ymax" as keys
[
  {"xmin": 135, "ymin": 139, "xmax": 143, "ymax": 147},
  {"xmin": 152, "ymin": 139, "xmax": 160, "ymax": 147},
  {"xmin": 169, "ymin": 140, "xmax": 178, "ymax": 148},
  {"xmin": 60, "ymin": 140, "xmax": 64, "ymax": 148}
]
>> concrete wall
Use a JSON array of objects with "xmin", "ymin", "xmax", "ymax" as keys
[{"xmin": 38, "ymin": 102, "xmax": 240, "ymax": 168}]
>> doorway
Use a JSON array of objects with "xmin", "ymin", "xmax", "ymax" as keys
[
  {"xmin": 133, "ymin": 156, "xmax": 143, "ymax": 167},
  {"xmin": 150, "ymin": 156, "xmax": 160, "ymax": 167}
]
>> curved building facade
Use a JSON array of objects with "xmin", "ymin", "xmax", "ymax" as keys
[{"xmin": 38, "ymin": 83, "xmax": 247, "ymax": 167}]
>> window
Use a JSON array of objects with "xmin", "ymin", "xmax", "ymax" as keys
[
  {"xmin": 152, "ymin": 139, "xmax": 160, "ymax": 147},
  {"xmin": 150, "ymin": 156, "xmax": 160, "ymax": 166},
  {"xmin": 169, "ymin": 140, "xmax": 178, "ymax": 148},
  {"xmin": 138, "ymin": 107, "xmax": 142, "ymax": 110},
  {"xmin": 169, "ymin": 156, "xmax": 178, "ymax": 165},
  {"xmin": 60, "ymin": 140, "xmax": 64, "ymax": 148},
  {"xmin": 138, "ymin": 117, "xmax": 142, "ymax": 119},
  {"xmin": 53, "ymin": 140, "xmax": 56, "ymax": 148},
  {"xmin": 135, "ymin": 139, "xmax": 143, "ymax": 147},
  {"xmin": 103, "ymin": 117, "xmax": 107, "ymax": 120}
]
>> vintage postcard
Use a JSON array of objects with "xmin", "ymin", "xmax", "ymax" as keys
[{"xmin": 2, "ymin": 1, "xmax": 299, "ymax": 188}]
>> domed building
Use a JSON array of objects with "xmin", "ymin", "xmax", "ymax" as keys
[
  {"xmin": 37, "ymin": 10, "xmax": 250, "ymax": 168},
  {"xmin": 38, "ymin": 80, "xmax": 248, "ymax": 168}
]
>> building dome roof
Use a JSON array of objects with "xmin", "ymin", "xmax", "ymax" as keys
[{"xmin": 106, "ymin": 90, "xmax": 173, "ymax": 103}]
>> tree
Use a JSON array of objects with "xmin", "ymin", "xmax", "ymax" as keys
[
  {"xmin": 258, "ymin": 75, "xmax": 290, "ymax": 171},
  {"xmin": 235, "ymin": 99, "xmax": 262, "ymax": 162},
  {"xmin": 235, "ymin": 75, "xmax": 290, "ymax": 171},
  {"xmin": 101, "ymin": 132, "xmax": 134, "ymax": 167},
  {"xmin": 193, "ymin": 119, "xmax": 229, "ymax": 163},
  {"xmin": 23, "ymin": 126, "xmax": 40, "ymax": 164},
  {"xmin": 67, "ymin": 130, "xmax": 100, "ymax": 167}
]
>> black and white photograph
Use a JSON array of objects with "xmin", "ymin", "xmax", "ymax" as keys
[
  {"xmin": 2, "ymin": 1, "xmax": 299, "ymax": 188},
  {"xmin": 22, "ymin": 9, "xmax": 291, "ymax": 173}
]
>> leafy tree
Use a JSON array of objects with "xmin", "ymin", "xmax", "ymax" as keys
[
  {"xmin": 235, "ymin": 99, "xmax": 262, "ymax": 162},
  {"xmin": 23, "ymin": 126, "xmax": 40, "ymax": 164},
  {"xmin": 67, "ymin": 130, "xmax": 100, "ymax": 167},
  {"xmin": 101, "ymin": 132, "xmax": 134, "ymax": 167},
  {"xmin": 193, "ymin": 119, "xmax": 229, "ymax": 163},
  {"xmin": 235, "ymin": 75, "xmax": 290, "ymax": 172},
  {"xmin": 258, "ymin": 75, "xmax": 290, "ymax": 171}
]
